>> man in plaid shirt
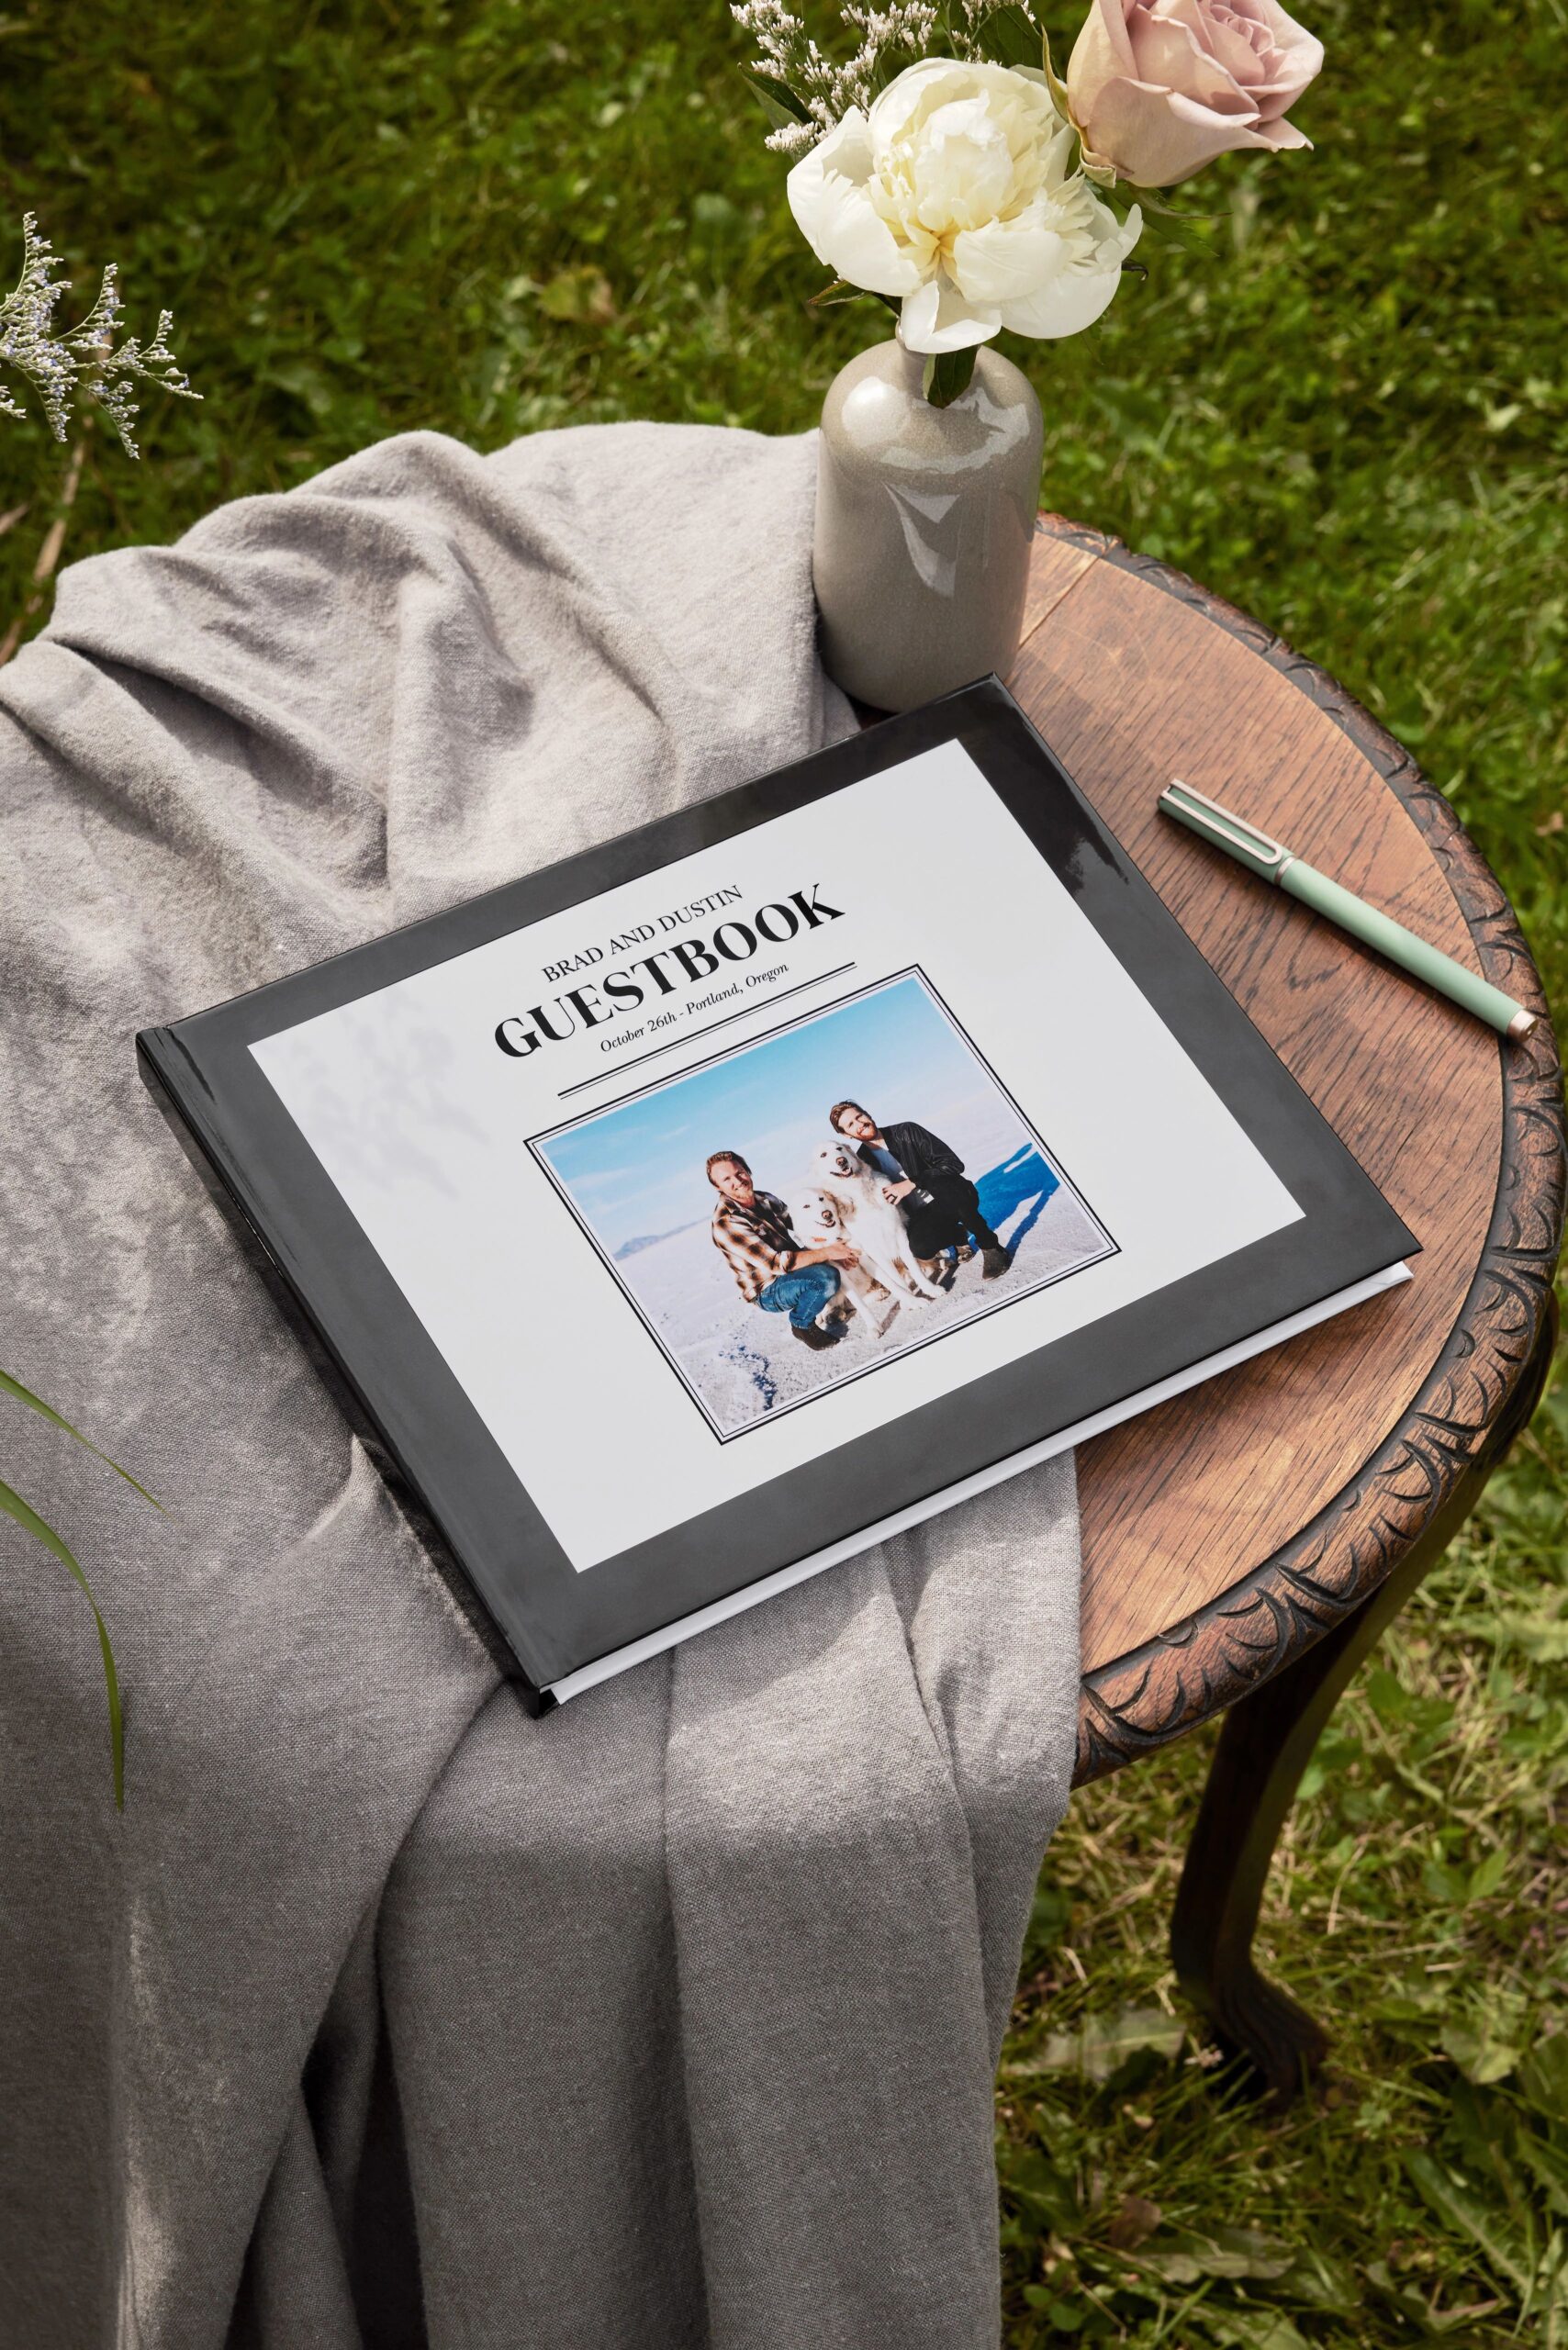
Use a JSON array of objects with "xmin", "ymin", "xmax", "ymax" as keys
[{"xmin": 708, "ymin": 1149, "xmax": 857, "ymax": 1353}]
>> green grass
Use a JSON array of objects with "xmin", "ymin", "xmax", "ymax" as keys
[
  {"xmin": 1002, "ymin": 1449, "xmax": 1568, "ymax": 2347},
  {"xmin": 2, "ymin": 2, "xmax": 1563, "ymax": 2339}
]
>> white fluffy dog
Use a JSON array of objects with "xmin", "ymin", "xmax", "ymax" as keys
[
  {"xmin": 807, "ymin": 1142, "xmax": 944, "ymax": 1304},
  {"xmin": 789, "ymin": 1189, "xmax": 896, "ymax": 1333}
]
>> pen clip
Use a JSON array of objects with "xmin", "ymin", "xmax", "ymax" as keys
[{"xmin": 1159, "ymin": 780, "xmax": 1292, "ymax": 878}]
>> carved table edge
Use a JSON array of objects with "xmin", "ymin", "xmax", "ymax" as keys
[{"xmin": 1036, "ymin": 517, "xmax": 1568, "ymax": 1785}]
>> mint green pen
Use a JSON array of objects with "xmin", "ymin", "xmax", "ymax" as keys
[{"xmin": 1159, "ymin": 779, "xmax": 1537, "ymax": 1042}]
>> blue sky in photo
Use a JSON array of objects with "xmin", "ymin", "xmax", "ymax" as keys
[{"xmin": 538, "ymin": 975, "xmax": 1030, "ymax": 1255}]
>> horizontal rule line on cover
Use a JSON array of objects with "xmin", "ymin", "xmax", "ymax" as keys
[{"xmin": 554, "ymin": 962, "xmax": 858, "ymax": 1102}]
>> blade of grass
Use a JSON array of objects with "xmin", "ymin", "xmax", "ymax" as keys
[
  {"xmin": 0, "ymin": 1365, "xmax": 162, "ymax": 1509},
  {"xmin": 0, "ymin": 1473, "xmax": 123, "ymax": 1808}
]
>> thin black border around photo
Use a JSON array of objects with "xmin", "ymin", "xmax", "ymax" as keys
[{"xmin": 526, "ymin": 965, "xmax": 1120, "ymax": 1443}]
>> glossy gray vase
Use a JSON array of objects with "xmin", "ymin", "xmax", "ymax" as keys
[{"xmin": 812, "ymin": 339, "xmax": 1044, "ymax": 712}]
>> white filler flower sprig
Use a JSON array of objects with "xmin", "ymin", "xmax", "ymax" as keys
[
  {"xmin": 734, "ymin": 0, "xmax": 1322, "ymax": 406},
  {"xmin": 0, "ymin": 212, "xmax": 201, "ymax": 665},
  {"xmin": 0, "ymin": 211, "xmax": 198, "ymax": 457}
]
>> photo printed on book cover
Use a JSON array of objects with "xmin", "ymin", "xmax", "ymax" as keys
[{"xmin": 530, "ymin": 969, "xmax": 1116, "ymax": 1439}]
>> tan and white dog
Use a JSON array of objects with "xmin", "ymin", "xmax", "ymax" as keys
[{"xmin": 807, "ymin": 1141, "xmax": 945, "ymax": 1304}]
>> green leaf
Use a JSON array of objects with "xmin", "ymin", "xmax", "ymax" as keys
[
  {"xmin": 1406, "ymin": 2153, "xmax": 1535, "ymax": 2294},
  {"xmin": 1126, "ymin": 185, "xmax": 1226, "ymax": 225},
  {"xmin": 1021, "ymin": 1876, "xmax": 1073, "ymax": 1962},
  {"xmin": 1422, "ymin": 1857, "xmax": 1469, "ymax": 1903},
  {"xmin": 1122, "ymin": 2224, "xmax": 1295, "ymax": 2285},
  {"xmin": 969, "ymin": 4, "xmax": 1046, "ymax": 73},
  {"xmin": 1204, "ymin": 2309, "xmax": 1312, "ymax": 2350},
  {"xmin": 1530, "ymin": 2232, "xmax": 1568, "ymax": 2347},
  {"xmin": 1002, "ymin": 2004, "xmax": 1185, "ymax": 2084},
  {"xmin": 997, "ymin": 2143, "xmax": 1080, "ymax": 2232},
  {"xmin": 1366, "ymin": 1663, "xmax": 1414, "ymax": 1720},
  {"xmin": 1278, "ymin": 2244, "xmax": 1363, "ymax": 2314},
  {"xmin": 0, "ymin": 1364, "xmax": 162, "ymax": 1509},
  {"xmin": 923, "ymin": 347, "xmax": 980, "ymax": 409},
  {"xmin": 1372, "ymin": 1975, "xmax": 1447, "ymax": 2026},
  {"xmin": 0, "ymin": 1473, "xmax": 122, "ymax": 1808},
  {"xmin": 862, "ymin": 41, "xmax": 933, "ymax": 101},
  {"xmin": 537, "ymin": 267, "xmax": 615, "ymax": 326},
  {"xmin": 1440, "ymin": 2018, "xmax": 1521, "ymax": 2086},
  {"xmin": 1518, "ymin": 2035, "xmax": 1568, "ymax": 2124},
  {"xmin": 1477, "ymin": 1609, "xmax": 1568, "ymax": 1662},
  {"xmin": 741, "ymin": 69, "xmax": 811, "ymax": 133},
  {"xmin": 1516, "ymin": 2132, "xmax": 1568, "ymax": 2223}
]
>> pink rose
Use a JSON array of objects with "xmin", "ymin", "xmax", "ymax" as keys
[{"xmin": 1067, "ymin": 0, "xmax": 1324, "ymax": 187}]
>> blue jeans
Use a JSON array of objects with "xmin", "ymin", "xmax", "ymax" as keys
[{"xmin": 758, "ymin": 1262, "xmax": 840, "ymax": 1329}]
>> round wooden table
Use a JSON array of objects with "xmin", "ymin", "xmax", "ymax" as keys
[{"xmin": 1010, "ymin": 514, "xmax": 1564, "ymax": 2098}]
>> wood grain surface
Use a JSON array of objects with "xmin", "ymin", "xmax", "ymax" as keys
[{"xmin": 1002, "ymin": 520, "xmax": 1563, "ymax": 1780}]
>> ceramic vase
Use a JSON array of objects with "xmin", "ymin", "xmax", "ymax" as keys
[{"xmin": 812, "ymin": 338, "xmax": 1044, "ymax": 712}]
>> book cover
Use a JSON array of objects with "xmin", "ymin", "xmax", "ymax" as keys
[{"xmin": 138, "ymin": 681, "xmax": 1417, "ymax": 1707}]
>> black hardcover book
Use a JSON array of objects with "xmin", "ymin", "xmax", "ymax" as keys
[{"xmin": 139, "ymin": 680, "xmax": 1417, "ymax": 1710}]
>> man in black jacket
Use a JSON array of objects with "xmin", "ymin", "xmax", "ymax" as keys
[{"xmin": 828, "ymin": 1101, "xmax": 1014, "ymax": 1279}]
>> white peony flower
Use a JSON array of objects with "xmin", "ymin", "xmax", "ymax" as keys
[{"xmin": 787, "ymin": 58, "xmax": 1142, "ymax": 355}]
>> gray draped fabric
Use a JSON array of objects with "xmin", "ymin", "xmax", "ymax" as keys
[{"xmin": 0, "ymin": 422, "xmax": 1081, "ymax": 2349}]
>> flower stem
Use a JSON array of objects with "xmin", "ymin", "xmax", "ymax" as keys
[
  {"xmin": 922, "ymin": 348, "xmax": 978, "ymax": 408},
  {"xmin": 0, "ymin": 431, "xmax": 87, "ymax": 666}
]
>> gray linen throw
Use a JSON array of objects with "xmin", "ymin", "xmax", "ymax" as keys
[{"xmin": 0, "ymin": 423, "xmax": 1081, "ymax": 2350}]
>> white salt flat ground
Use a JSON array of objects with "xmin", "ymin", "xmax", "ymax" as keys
[{"xmin": 615, "ymin": 1103, "xmax": 1111, "ymax": 1435}]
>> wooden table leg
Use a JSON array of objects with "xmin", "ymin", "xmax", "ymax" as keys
[{"xmin": 1170, "ymin": 1308, "xmax": 1557, "ymax": 2104}]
